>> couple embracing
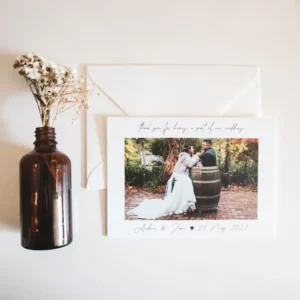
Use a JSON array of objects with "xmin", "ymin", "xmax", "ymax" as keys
[{"xmin": 127, "ymin": 140, "xmax": 217, "ymax": 219}]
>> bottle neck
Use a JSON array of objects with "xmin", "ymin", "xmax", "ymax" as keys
[{"xmin": 34, "ymin": 127, "xmax": 57, "ymax": 151}]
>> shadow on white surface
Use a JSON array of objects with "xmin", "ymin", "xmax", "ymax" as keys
[
  {"xmin": 0, "ymin": 52, "xmax": 32, "ymax": 230},
  {"xmin": 0, "ymin": 141, "xmax": 30, "ymax": 230},
  {"xmin": 100, "ymin": 189, "xmax": 107, "ymax": 235}
]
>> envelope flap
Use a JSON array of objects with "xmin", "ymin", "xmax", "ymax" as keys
[
  {"xmin": 86, "ymin": 64, "xmax": 261, "ymax": 190},
  {"xmin": 87, "ymin": 65, "xmax": 260, "ymax": 116}
]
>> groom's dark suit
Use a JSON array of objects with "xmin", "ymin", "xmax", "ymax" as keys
[{"xmin": 201, "ymin": 147, "xmax": 217, "ymax": 167}]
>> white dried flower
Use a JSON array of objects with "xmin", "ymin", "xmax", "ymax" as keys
[
  {"xmin": 13, "ymin": 52, "xmax": 94, "ymax": 127},
  {"xmin": 26, "ymin": 67, "xmax": 41, "ymax": 81}
]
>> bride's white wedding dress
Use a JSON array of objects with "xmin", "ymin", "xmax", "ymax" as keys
[{"xmin": 127, "ymin": 152, "xmax": 200, "ymax": 219}]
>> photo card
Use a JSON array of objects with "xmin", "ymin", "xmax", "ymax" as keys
[{"xmin": 107, "ymin": 117, "xmax": 276, "ymax": 238}]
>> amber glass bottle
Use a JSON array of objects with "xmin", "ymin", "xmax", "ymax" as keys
[{"xmin": 20, "ymin": 127, "xmax": 72, "ymax": 250}]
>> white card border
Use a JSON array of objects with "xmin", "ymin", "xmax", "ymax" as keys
[{"xmin": 107, "ymin": 117, "xmax": 277, "ymax": 239}]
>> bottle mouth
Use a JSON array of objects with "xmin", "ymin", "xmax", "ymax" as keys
[
  {"xmin": 35, "ymin": 127, "xmax": 56, "ymax": 136},
  {"xmin": 34, "ymin": 127, "xmax": 57, "ymax": 147},
  {"xmin": 35, "ymin": 126, "xmax": 55, "ymax": 131}
]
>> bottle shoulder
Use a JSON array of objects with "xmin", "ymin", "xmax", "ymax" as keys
[{"xmin": 20, "ymin": 149, "xmax": 71, "ymax": 165}]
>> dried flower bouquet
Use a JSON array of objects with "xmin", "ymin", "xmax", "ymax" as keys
[{"xmin": 13, "ymin": 53, "xmax": 93, "ymax": 126}]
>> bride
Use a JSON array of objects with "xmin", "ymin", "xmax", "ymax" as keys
[{"xmin": 127, "ymin": 145, "xmax": 201, "ymax": 219}]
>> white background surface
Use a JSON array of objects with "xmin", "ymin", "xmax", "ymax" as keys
[{"xmin": 0, "ymin": 0, "xmax": 300, "ymax": 299}]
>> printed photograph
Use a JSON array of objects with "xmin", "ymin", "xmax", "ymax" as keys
[{"xmin": 125, "ymin": 138, "xmax": 259, "ymax": 220}]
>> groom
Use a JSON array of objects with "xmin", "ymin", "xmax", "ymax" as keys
[{"xmin": 200, "ymin": 140, "xmax": 217, "ymax": 167}]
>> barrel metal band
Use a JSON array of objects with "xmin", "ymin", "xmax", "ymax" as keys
[
  {"xmin": 193, "ymin": 166, "xmax": 219, "ymax": 170},
  {"xmin": 196, "ymin": 193, "xmax": 221, "ymax": 199},
  {"xmin": 192, "ymin": 170, "xmax": 220, "ymax": 174},
  {"xmin": 196, "ymin": 203, "xmax": 218, "ymax": 209},
  {"xmin": 193, "ymin": 179, "xmax": 221, "ymax": 184}
]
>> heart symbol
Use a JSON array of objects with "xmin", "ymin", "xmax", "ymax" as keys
[{"xmin": 190, "ymin": 226, "xmax": 194, "ymax": 230}]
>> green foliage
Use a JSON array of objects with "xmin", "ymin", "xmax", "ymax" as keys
[
  {"xmin": 125, "ymin": 138, "xmax": 259, "ymax": 188},
  {"xmin": 125, "ymin": 165, "xmax": 168, "ymax": 187},
  {"xmin": 125, "ymin": 139, "xmax": 140, "ymax": 165},
  {"xmin": 219, "ymin": 160, "xmax": 258, "ymax": 186},
  {"xmin": 183, "ymin": 138, "xmax": 203, "ymax": 152},
  {"xmin": 150, "ymin": 138, "xmax": 168, "ymax": 159},
  {"xmin": 150, "ymin": 138, "xmax": 203, "ymax": 159}
]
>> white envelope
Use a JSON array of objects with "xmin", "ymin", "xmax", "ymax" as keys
[{"xmin": 86, "ymin": 64, "xmax": 261, "ymax": 190}]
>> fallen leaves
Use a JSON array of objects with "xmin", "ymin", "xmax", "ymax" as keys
[
  {"xmin": 221, "ymin": 184, "xmax": 257, "ymax": 192},
  {"xmin": 125, "ymin": 183, "xmax": 257, "ymax": 194}
]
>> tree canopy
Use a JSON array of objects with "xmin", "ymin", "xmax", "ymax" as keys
[{"xmin": 125, "ymin": 138, "xmax": 258, "ymax": 188}]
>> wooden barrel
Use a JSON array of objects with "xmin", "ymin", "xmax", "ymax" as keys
[{"xmin": 191, "ymin": 166, "xmax": 221, "ymax": 212}]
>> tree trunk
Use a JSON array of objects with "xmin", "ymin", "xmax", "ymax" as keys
[
  {"xmin": 136, "ymin": 138, "xmax": 146, "ymax": 167},
  {"xmin": 164, "ymin": 138, "xmax": 180, "ymax": 176},
  {"xmin": 141, "ymin": 140, "xmax": 146, "ymax": 167},
  {"xmin": 138, "ymin": 143, "xmax": 142, "ymax": 165},
  {"xmin": 224, "ymin": 138, "xmax": 230, "ymax": 188}
]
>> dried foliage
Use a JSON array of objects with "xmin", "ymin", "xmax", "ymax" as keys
[{"xmin": 13, "ymin": 52, "xmax": 95, "ymax": 127}]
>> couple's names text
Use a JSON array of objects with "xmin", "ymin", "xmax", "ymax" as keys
[{"xmin": 133, "ymin": 223, "xmax": 249, "ymax": 235}]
